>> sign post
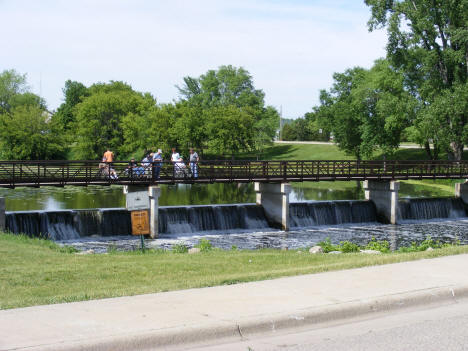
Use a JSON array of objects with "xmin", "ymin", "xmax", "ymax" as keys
[
  {"xmin": 125, "ymin": 186, "xmax": 151, "ymax": 251},
  {"xmin": 131, "ymin": 210, "xmax": 150, "ymax": 251}
]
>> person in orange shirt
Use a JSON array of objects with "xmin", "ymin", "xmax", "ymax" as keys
[{"xmin": 103, "ymin": 148, "xmax": 114, "ymax": 163}]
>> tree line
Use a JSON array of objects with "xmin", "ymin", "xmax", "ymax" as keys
[
  {"xmin": 0, "ymin": 65, "xmax": 279, "ymax": 160},
  {"xmin": 1, "ymin": 1, "xmax": 467, "ymax": 161}
]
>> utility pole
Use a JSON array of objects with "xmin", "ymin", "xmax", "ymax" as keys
[{"xmin": 279, "ymin": 105, "xmax": 283, "ymax": 141}]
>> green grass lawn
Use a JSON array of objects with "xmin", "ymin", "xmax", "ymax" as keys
[
  {"xmin": 2, "ymin": 233, "xmax": 468, "ymax": 310},
  {"xmin": 242, "ymin": 143, "xmax": 463, "ymax": 197},
  {"xmin": 234, "ymin": 143, "xmax": 352, "ymax": 160},
  {"xmin": 234, "ymin": 142, "xmax": 468, "ymax": 161}
]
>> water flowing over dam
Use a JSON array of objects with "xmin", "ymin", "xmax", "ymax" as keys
[
  {"xmin": 398, "ymin": 198, "xmax": 466, "ymax": 221},
  {"xmin": 4, "ymin": 198, "xmax": 467, "ymax": 240}
]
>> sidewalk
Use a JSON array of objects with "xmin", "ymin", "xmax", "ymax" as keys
[{"xmin": 2, "ymin": 254, "xmax": 468, "ymax": 351}]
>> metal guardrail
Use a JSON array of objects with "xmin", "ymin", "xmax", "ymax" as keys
[{"xmin": 0, "ymin": 160, "xmax": 467, "ymax": 187}]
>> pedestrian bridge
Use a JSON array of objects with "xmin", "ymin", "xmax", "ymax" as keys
[{"xmin": 0, "ymin": 159, "xmax": 467, "ymax": 188}]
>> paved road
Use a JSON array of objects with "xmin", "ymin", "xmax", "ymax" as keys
[{"xmin": 191, "ymin": 298, "xmax": 468, "ymax": 351}]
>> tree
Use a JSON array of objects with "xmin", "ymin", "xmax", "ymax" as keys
[
  {"xmin": 171, "ymin": 103, "xmax": 207, "ymax": 152},
  {"xmin": 0, "ymin": 69, "xmax": 65, "ymax": 160},
  {"xmin": 73, "ymin": 81, "xmax": 156, "ymax": 159},
  {"xmin": 304, "ymin": 111, "xmax": 330, "ymax": 141},
  {"xmin": 177, "ymin": 65, "xmax": 279, "ymax": 153},
  {"xmin": 316, "ymin": 67, "xmax": 367, "ymax": 159},
  {"xmin": 0, "ymin": 104, "xmax": 65, "ymax": 160},
  {"xmin": 0, "ymin": 69, "xmax": 28, "ymax": 115},
  {"xmin": 280, "ymin": 118, "xmax": 314, "ymax": 141},
  {"xmin": 365, "ymin": 0, "xmax": 468, "ymax": 160},
  {"xmin": 281, "ymin": 123, "xmax": 297, "ymax": 141},
  {"xmin": 316, "ymin": 61, "xmax": 413, "ymax": 159},
  {"xmin": 177, "ymin": 65, "xmax": 265, "ymax": 108},
  {"xmin": 205, "ymin": 105, "xmax": 256, "ymax": 155},
  {"xmin": 54, "ymin": 80, "xmax": 89, "ymax": 131},
  {"xmin": 352, "ymin": 59, "xmax": 413, "ymax": 157}
]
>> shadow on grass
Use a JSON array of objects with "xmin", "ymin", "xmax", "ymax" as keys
[{"xmin": 373, "ymin": 149, "xmax": 468, "ymax": 161}]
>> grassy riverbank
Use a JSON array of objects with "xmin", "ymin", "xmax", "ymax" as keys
[
  {"xmin": 255, "ymin": 143, "xmax": 462, "ymax": 197},
  {"xmin": 2, "ymin": 233, "xmax": 468, "ymax": 310},
  {"xmin": 236, "ymin": 142, "xmax": 468, "ymax": 161}
]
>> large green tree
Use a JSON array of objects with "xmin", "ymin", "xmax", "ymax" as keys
[
  {"xmin": 352, "ymin": 59, "xmax": 413, "ymax": 157},
  {"xmin": 73, "ymin": 81, "xmax": 156, "ymax": 159},
  {"xmin": 0, "ymin": 69, "xmax": 28, "ymax": 115},
  {"xmin": 0, "ymin": 105, "xmax": 65, "ymax": 160},
  {"xmin": 316, "ymin": 60, "xmax": 412, "ymax": 159},
  {"xmin": 54, "ymin": 80, "xmax": 89, "ymax": 132},
  {"xmin": 365, "ymin": 0, "xmax": 468, "ymax": 160},
  {"xmin": 0, "ymin": 70, "xmax": 65, "ymax": 160},
  {"xmin": 177, "ymin": 65, "xmax": 279, "ymax": 154},
  {"xmin": 316, "ymin": 67, "xmax": 368, "ymax": 159},
  {"xmin": 205, "ymin": 105, "xmax": 256, "ymax": 155}
]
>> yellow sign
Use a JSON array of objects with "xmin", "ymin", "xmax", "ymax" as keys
[{"xmin": 131, "ymin": 210, "xmax": 150, "ymax": 235}]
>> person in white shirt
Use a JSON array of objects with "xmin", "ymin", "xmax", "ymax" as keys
[
  {"xmin": 175, "ymin": 157, "xmax": 188, "ymax": 178},
  {"xmin": 171, "ymin": 148, "xmax": 180, "ymax": 178}
]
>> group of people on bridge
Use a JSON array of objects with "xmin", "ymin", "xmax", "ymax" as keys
[{"xmin": 98, "ymin": 147, "xmax": 200, "ymax": 180}]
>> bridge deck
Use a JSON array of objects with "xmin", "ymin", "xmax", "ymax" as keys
[{"xmin": 0, "ymin": 160, "xmax": 467, "ymax": 188}]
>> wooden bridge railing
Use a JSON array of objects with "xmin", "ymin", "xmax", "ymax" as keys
[{"xmin": 0, "ymin": 160, "xmax": 467, "ymax": 187}]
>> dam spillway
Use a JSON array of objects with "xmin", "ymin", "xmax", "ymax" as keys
[{"xmin": 4, "ymin": 198, "xmax": 467, "ymax": 240}]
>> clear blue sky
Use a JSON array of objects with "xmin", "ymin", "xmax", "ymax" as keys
[{"xmin": 0, "ymin": 0, "xmax": 387, "ymax": 118}]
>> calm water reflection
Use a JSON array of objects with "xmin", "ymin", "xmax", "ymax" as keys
[{"xmin": 0, "ymin": 181, "xmax": 459, "ymax": 211}]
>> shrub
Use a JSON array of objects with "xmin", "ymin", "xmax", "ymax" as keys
[
  {"xmin": 317, "ymin": 237, "xmax": 339, "ymax": 253},
  {"xmin": 339, "ymin": 241, "xmax": 360, "ymax": 253},
  {"xmin": 172, "ymin": 243, "xmax": 188, "ymax": 253},
  {"xmin": 398, "ymin": 236, "xmax": 442, "ymax": 253},
  {"xmin": 195, "ymin": 239, "xmax": 213, "ymax": 252},
  {"xmin": 365, "ymin": 237, "xmax": 390, "ymax": 253}
]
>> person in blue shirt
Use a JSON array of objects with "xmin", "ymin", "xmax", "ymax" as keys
[
  {"xmin": 152, "ymin": 149, "xmax": 163, "ymax": 179},
  {"xmin": 189, "ymin": 148, "xmax": 199, "ymax": 179}
]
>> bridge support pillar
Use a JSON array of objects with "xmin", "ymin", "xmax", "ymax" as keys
[
  {"xmin": 363, "ymin": 180, "xmax": 399, "ymax": 224},
  {"xmin": 255, "ymin": 182, "xmax": 291, "ymax": 231},
  {"xmin": 0, "ymin": 197, "xmax": 5, "ymax": 231},
  {"xmin": 148, "ymin": 186, "xmax": 160, "ymax": 239},
  {"xmin": 455, "ymin": 181, "xmax": 468, "ymax": 204}
]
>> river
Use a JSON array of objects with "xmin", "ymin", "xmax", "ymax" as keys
[
  {"xmin": 0, "ymin": 181, "xmax": 455, "ymax": 211},
  {"xmin": 1, "ymin": 181, "xmax": 467, "ymax": 252}
]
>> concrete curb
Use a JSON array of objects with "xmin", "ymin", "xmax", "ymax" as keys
[{"xmin": 26, "ymin": 284, "xmax": 468, "ymax": 351}]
